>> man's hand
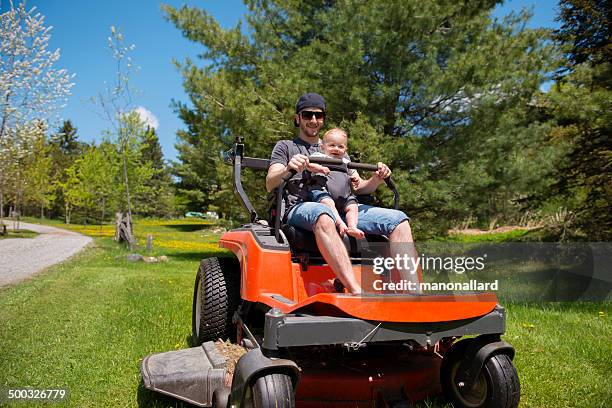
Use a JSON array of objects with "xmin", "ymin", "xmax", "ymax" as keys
[
  {"xmin": 350, "ymin": 173, "xmax": 361, "ymax": 190},
  {"xmin": 374, "ymin": 162, "xmax": 391, "ymax": 180},
  {"xmin": 267, "ymin": 154, "xmax": 331, "ymax": 191},
  {"xmin": 287, "ymin": 154, "xmax": 310, "ymax": 173},
  {"xmin": 288, "ymin": 154, "xmax": 329, "ymax": 175}
]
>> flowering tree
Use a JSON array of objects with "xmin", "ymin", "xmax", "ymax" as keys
[
  {"xmin": 0, "ymin": 1, "xmax": 74, "ymax": 138},
  {"xmin": 0, "ymin": 0, "xmax": 74, "ymax": 221}
]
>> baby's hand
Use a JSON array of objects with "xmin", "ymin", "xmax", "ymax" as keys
[
  {"xmin": 336, "ymin": 220, "xmax": 348, "ymax": 236},
  {"xmin": 307, "ymin": 163, "xmax": 330, "ymax": 174}
]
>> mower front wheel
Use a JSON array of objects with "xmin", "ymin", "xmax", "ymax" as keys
[
  {"xmin": 441, "ymin": 350, "xmax": 520, "ymax": 408},
  {"xmin": 243, "ymin": 373, "xmax": 295, "ymax": 408},
  {"xmin": 192, "ymin": 257, "xmax": 241, "ymax": 346}
]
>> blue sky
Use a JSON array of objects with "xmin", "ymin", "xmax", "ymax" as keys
[{"xmin": 5, "ymin": 1, "xmax": 560, "ymax": 162}]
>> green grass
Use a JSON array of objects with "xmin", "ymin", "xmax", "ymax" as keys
[
  {"xmin": 1, "ymin": 219, "xmax": 610, "ymax": 407},
  {"xmin": 0, "ymin": 228, "xmax": 39, "ymax": 239},
  {"xmin": 440, "ymin": 228, "xmax": 532, "ymax": 243},
  {"xmin": 0, "ymin": 219, "xmax": 226, "ymax": 407}
]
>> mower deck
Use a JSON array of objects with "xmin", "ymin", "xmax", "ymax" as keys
[
  {"xmin": 141, "ymin": 340, "xmax": 444, "ymax": 408},
  {"xmin": 141, "ymin": 341, "xmax": 228, "ymax": 407}
]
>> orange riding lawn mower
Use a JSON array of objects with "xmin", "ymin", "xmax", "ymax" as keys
[{"xmin": 140, "ymin": 138, "xmax": 520, "ymax": 408}]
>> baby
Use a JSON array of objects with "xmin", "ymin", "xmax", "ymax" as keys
[{"xmin": 308, "ymin": 128, "xmax": 365, "ymax": 239}]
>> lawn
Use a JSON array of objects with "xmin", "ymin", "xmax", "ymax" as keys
[
  {"xmin": 0, "ymin": 219, "xmax": 610, "ymax": 407},
  {"xmin": 0, "ymin": 228, "xmax": 39, "ymax": 239}
]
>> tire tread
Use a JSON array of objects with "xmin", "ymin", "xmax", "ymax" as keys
[
  {"xmin": 253, "ymin": 373, "xmax": 294, "ymax": 408},
  {"xmin": 192, "ymin": 257, "xmax": 240, "ymax": 345}
]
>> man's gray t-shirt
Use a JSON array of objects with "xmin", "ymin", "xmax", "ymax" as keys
[{"xmin": 269, "ymin": 138, "xmax": 322, "ymax": 218}]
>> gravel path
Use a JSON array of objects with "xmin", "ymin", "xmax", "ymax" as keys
[{"xmin": 0, "ymin": 222, "xmax": 92, "ymax": 287}]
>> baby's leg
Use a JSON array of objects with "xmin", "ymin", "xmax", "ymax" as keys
[
  {"xmin": 345, "ymin": 203, "xmax": 365, "ymax": 239},
  {"xmin": 318, "ymin": 197, "xmax": 348, "ymax": 236}
]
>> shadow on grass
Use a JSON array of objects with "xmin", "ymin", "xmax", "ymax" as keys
[
  {"xmin": 185, "ymin": 334, "xmax": 195, "ymax": 347},
  {"xmin": 137, "ymin": 380, "xmax": 191, "ymax": 408},
  {"xmin": 136, "ymin": 378, "xmax": 452, "ymax": 408},
  {"xmin": 413, "ymin": 394, "xmax": 453, "ymax": 408}
]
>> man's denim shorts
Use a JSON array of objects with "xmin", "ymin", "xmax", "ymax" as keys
[
  {"xmin": 286, "ymin": 202, "xmax": 409, "ymax": 236},
  {"xmin": 308, "ymin": 189, "xmax": 332, "ymax": 203}
]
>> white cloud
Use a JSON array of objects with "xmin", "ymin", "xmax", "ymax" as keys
[{"xmin": 133, "ymin": 106, "xmax": 159, "ymax": 129}]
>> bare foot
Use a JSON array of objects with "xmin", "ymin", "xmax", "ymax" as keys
[{"xmin": 346, "ymin": 226, "xmax": 365, "ymax": 239}]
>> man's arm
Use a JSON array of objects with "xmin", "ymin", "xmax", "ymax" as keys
[
  {"xmin": 266, "ymin": 163, "xmax": 292, "ymax": 192},
  {"xmin": 351, "ymin": 162, "xmax": 391, "ymax": 195}
]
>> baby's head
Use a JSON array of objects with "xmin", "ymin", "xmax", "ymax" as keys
[{"xmin": 321, "ymin": 128, "xmax": 348, "ymax": 159}]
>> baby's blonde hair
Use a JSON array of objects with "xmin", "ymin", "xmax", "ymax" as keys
[{"xmin": 322, "ymin": 127, "xmax": 347, "ymax": 143}]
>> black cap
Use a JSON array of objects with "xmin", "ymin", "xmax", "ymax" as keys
[{"xmin": 295, "ymin": 93, "xmax": 326, "ymax": 114}]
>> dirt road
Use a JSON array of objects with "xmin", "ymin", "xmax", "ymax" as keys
[{"xmin": 0, "ymin": 222, "xmax": 91, "ymax": 287}]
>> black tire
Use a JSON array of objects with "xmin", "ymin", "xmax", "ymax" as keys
[
  {"xmin": 244, "ymin": 373, "xmax": 295, "ymax": 408},
  {"xmin": 192, "ymin": 257, "xmax": 241, "ymax": 346},
  {"xmin": 441, "ymin": 343, "xmax": 520, "ymax": 408}
]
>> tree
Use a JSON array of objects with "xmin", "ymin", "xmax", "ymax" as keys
[
  {"xmin": 164, "ymin": 0, "xmax": 554, "ymax": 233},
  {"xmin": 530, "ymin": 0, "xmax": 612, "ymax": 240},
  {"xmin": 23, "ymin": 130, "xmax": 55, "ymax": 217},
  {"xmin": 75, "ymin": 142, "xmax": 120, "ymax": 225},
  {"xmin": 137, "ymin": 126, "xmax": 174, "ymax": 217},
  {"xmin": 112, "ymin": 111, "xmax": 155, "ymax": 218},
  {"xmin": 48, "ymin": 120, "xmax": 87, "ymax": 218},
  {"xmin": 0, "ymin": 1, "xmax": 73, "ymax": 221},
  {"xmin": 0, "ymin": 1, "xmax": 74, "ymax": 138},
  {"xmin": 51, "ymin": 120, "xmax": 84, "ymax": 156},
  {"xmin": 553, "ymin": 0, "xmax": 610, "ymax": 68},
  {"xmin": 0, "ymin": 120, "xmax": 49, "ymax": 219},
  {"xmin": 58, "ymin": 159, "xmax": 86, "ymax": 224}
]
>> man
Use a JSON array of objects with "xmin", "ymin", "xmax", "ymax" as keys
[{"xmin": 266, "ymin": 93, "xmax": 416, "ymax": 294}]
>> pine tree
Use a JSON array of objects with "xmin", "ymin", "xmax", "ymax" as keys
[
  {"xmin": 533, "ymin": 0, "xmax": 612, "ymax": 240},
  {"xmin": 137, "ymin": 126, "xmax": 174, "ymax": 217},
  {"xmin": 48, "ymin": 120, "xmax": 87, "ymax": 219}
]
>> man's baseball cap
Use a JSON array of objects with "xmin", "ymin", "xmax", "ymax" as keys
[
  {"xmin": 294, "ymin": 93, "xmax": 326, "ymax": 126},
  {"xmin": 295, "ymin": 93, "xmax": 326, "ymax": 114}
]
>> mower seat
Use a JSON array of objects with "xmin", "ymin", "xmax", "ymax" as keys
[{"xmin": 281, "ymin": 224, "xmax": 387, "ymax": 258}]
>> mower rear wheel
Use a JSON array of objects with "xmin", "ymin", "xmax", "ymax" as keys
[
  {"xmin": 192, "ymin": 257, "xmax": 240, "ymax": 346},
  {"xmin": 244, "ymin": 373, "xmax": 294, "ymax": 408},
  {"xmin": 441, "ymin": 349, "xmax": 520, "ymax": 408}
]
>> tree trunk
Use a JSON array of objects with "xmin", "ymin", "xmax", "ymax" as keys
[
  {"xmin": 115, "ymin": 211, "xmax": 135, "ymax": 250},
  {"xmin": 65, "ymin": 202, "xmax": 71, "ymax": 224},
  {"xmin": 488, "ymin": 216, "xmax": 498, "ymax": 231},
  {"xmin": 0, "ymin": 92, "xmax": 11, "ymax": 141},
  {"xmin": 100, "ymin": 198, "xmax": 106, "ymax": 232},
  {"xmin": 0, "ymin": 188, "xmax": 4, "ymax": 235},
  {"xmin": 119, "ymin": 126, "xmax": 135, "ymax": 245},
  {"xmin": 115, "ymin": 212, "xmax": 122, "ymax": 241}
]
